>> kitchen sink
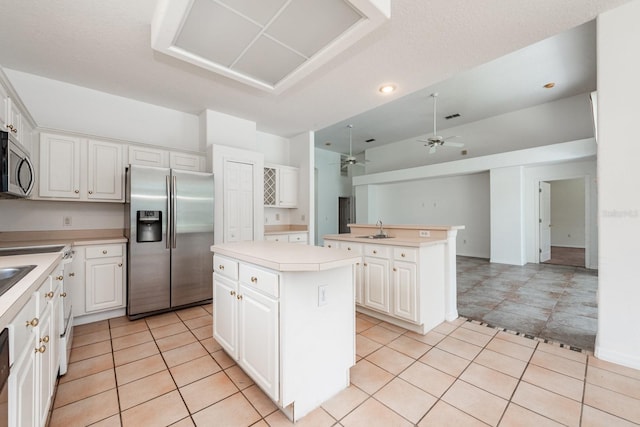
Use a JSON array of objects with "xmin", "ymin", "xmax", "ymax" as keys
[
  {"xmin": 356, "ymin": 235, "xmax": 394, "ymax": 239},
  {"xmin": 0, "ymin": 265, "xmax": 37, "ymax": 297},
  {"xmin": 0, "ymin": 245, "xmax": 65, "ymax": 256}
]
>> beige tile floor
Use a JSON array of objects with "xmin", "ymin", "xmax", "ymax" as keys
[{"xmin": 48, "ymin": 305, "xmax": 640, "ymax": 427}]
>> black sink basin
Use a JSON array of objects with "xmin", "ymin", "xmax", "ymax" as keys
[{"xmin": 0, "ymin": 265, "xmax": 37, "ymax": 297}]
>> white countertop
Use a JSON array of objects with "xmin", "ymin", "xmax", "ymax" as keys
[
  {"xmin": 211, "ymin": 241, "xmax": 360, "ymax": 272},
  {"xmin": 323, "ymin": 234, "xmax": 448, "ymax": 247},
  {"xmin": 0, "ymin": 252, "xmax": 62, "ymax": 329}
]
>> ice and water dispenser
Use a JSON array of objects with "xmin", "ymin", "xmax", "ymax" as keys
[{"xmin": 136, "ymin": 210, "xmax": 162, "ymax": 242}]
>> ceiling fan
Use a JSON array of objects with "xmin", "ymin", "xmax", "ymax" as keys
[
  {"xmin": 341, "ymin": 124, "xmax": 366, "ymax": 169},
  {"xmin": 417, "ymin": 93, "xmax": 465, "ymax": 154}
]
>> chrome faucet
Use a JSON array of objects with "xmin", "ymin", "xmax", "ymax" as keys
[{"xmin": 376, "ymin": 219, "xmax": 385, "ymax": 236}]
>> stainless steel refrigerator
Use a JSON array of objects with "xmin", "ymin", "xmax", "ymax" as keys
[{"xmin": 125, "ymin": 165, "xmax": 214, "ymax": 319}]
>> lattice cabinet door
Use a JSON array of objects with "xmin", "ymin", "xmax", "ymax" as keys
[{"xmin": 264, "ymin": 167, "xmax": 277, "ymax": 206}]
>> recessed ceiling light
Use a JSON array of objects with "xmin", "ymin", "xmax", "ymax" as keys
[
  {"xmin": 543, "ymin": 82, "xmax": 555, "ymax": 89},
  {"xmin": 379, "ymin": 84, "xmax": 396, "ymax": 94}
]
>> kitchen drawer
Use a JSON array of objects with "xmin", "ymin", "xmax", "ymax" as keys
[
  {"xmin": 213, "ymin": 254, "xmax": 238, "ymax": 280},
  {"xmin": 265, "ymin": 234, "xmax": 287, "ymax": 243},
  {"xmin": 393, "ymin": 247, "xmax": 417, "ymax": 262},
  {"xmin": 239, "ymin": 264, "xmax": 279, "ymax": 298},
  {"xmin": 324, "ymin": 240, "xmax": 338, "ymax": 249},
  {"xmin": 363, "ymin": 244, "xmax": 389, "ymax": 258},
  {"xmin": 10, "ymin": 294, "xmax": 37, "ymax": 365},
  {"xmin": 339, "ymin": 242, "xmax": 363, "ymax": 254},
  {"xmin": 85, "ymin": 244, "xmax": 123, "ymax": 259},
  {"xmin": 288, "ymin": 233, "xmax": 307, "ymax": 244}
]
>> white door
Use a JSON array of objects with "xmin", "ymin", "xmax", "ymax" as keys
[
  {"xmin": 238, "ymin": 284, "xmax": 279, "ymax": 401},
  {"xmin": 39, "ymin": 134, "xmax": 82, "ymax": 198},
  {"xmin": 392, "ymin": 261, "xmax": 418, "ymax": 322},
  {"xmin": 213, "ymin": 274, "xmax": 238, "ymax": 358},
  {"xmin": 85, "ymin": 257, "xmax": 124, "ymax": 312},
  {"xmin": 363, "ymin": 257, "xmax": 390, "ymax": 313},
  {"xmin": 87, "ymin": 140, "xmax": 123, "ymax": 201},
  {"xmin": 224, "ymin": 161, "xmax": 254, "ymax": 242},
  {"xmin": 539, "ymin": 181, "xmax": 552, "ymax": 262}
]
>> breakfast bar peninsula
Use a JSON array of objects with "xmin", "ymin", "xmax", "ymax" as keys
[
  {"xmin": 210, "ymin": 241, "xmax": 360, "ymax": 422},
  {"xmin": 324, "ymin": 223, "xmax": 464, "ymax": 334}
]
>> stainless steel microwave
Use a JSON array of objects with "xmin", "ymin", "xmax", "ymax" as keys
[{"xmin": 0, "ymin": 131, "xmax": 34, "ymax": 198}]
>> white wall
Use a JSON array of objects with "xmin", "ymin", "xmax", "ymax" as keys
[
  {"xmin": 595, "ymin": 0, "xmax": 640, "ymax": 369},
  {"xmin": 364, "ymin": 93, "xmax": 595, "ymax": 174},
  {"xmin": 200, "ymin": 109, "xmax": 257, "ymax": 152},
  {"xmin": 5, "ymin": 69, "xmax": 200, "ymax": 151},
  {"xmin": 289, "ymin": 132, "xmax": 314, "ymax": 237},
  {"xmin": 368, "ymin": 173, "xmax": 490, "ymax": 258},
  {"xmin": 258, "ymin": 131, "xmax": 290, "ymax": 165},
  {"xmin": 0, "ymin": 200, "xmax": 123, "ymax": 231},
  {"xmin": 550, "ymin": 178, "xmax": 585, "ymax": 247},
  {"xmin": 490, "ymin": 167, "xmax": 526, "ymax": 265},
  {"xmin": 314, "ymin": 148, "xmax": 353, "ymax": 245}
]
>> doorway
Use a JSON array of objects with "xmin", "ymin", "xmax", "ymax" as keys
[
  {"xmin": 538, "ymin": 178, "xmax": 586, "ymax": 267},
  {"xmin": 338, "ymin": 197, "xmax": 354, "ymax": 234}
]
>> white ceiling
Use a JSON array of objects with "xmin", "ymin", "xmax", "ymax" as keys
[{"xmin": 0, "ymin": 0, "xmax": 630, "ymax": 155}]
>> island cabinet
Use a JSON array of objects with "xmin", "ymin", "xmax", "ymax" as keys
[
  {"xmin": 211, "ymin": 242, "xmax": 359, "ymax": 422},
  {"xmin": 324, "ymin": 238, "xmax": 446, "ymax": 334}
]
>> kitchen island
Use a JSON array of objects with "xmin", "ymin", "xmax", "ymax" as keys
[
  {"xmin": 210, "ymin": 241, "xmax": 360, "ymax": 422},
  {"xmin": 324, "ymin": 223, "xmax": 464, "ymax": 334}
]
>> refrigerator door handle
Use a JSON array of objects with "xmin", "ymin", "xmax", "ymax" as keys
[
  {"xmin": 166, "ymin": 175, "xmax": 171, "ymax": 249},
  {"xmin": 172, "ymin": 175, "xmax": 177, "ymax": 249}
]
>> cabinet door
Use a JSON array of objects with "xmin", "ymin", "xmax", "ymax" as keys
[
  {"xmin": 363, "ymin": 256, "xmax": 390, "ymax": 313},
  {"xmin": 37, "ymin": 305, "xmax": 53, "ymax": 427},
  {"xmin": 88, "ymin": 139, "xmax": 124, "ymax": 201},
  {"xmin": 39, "ymin": 133, "xmax": 82, "ymax": 198},
  {"xmin": 224, "ymin": 160, "xmax": 254, "ymax": 242},
  {"xmin": 278, "ymin": 167, "xmax": 298, "ymax": 208},
  {"xmin": 238, "ymin": 284, "xmax": 279, "ymax": 401},
  {"xmin": 213, "ymin": 274, "xmax": 238, "ymax": 359},
  {"xmin": 9, "ymin": 333, "xmax": 37, "ymax": 427},
  {"xmin": 169, "ymin": 152, "xmax": 202, "ymax": 171},
  {"xmin": 85, "ymin": 257, "xmax": 124, "ymax": 312},
  {"xmin": 392, "ymin": 261, "xmax": 418, "ymax": 322},
  {"xmin": 5, "ymin": 98, "xmax": 22, "ymax": 143},
  {"xmin": 128, "ymin": 145, "xmax": 169, "ymax": 167},
  {"xmin": 0, "ymin": 84, "xmax": 7, "ymax": 130},
  {"xmin": 263, "ymin": 167, "xmax": 277, "ymax": 206}
]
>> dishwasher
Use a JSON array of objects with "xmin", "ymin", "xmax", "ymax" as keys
[{"xmin": 0, "ymin": 328, "xmax": 9, "ymax": 427}]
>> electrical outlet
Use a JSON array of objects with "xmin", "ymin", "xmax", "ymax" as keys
[
  {"xmin": 419, "ymin": 230, "xmax": 430, "ymax": 238},
  {"xmin": 318, "ymin": 285, "xmax": 328, "ymax": 306},
  {"xmin": 275, "ymin": 213, "xmax": 280, "ymax": 221},
  {"xmin": 63, "ymin": 216, "xmax": 72, "ymax": 227},
  {"xmin": 301, "ymin": 214, "xmax": 305, "ymax": 221}
]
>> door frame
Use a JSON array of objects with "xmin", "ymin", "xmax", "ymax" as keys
[{"xmin": 534, "ymin": 176, "xmax": 592, "ymax": 268}]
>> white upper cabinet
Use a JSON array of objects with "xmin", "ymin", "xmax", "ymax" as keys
[
  {"xmin": 128, "ymin": 145, "xmax": 169, "ymax": 168},
  {"xmin": 264, "ymin": 164, "xmax": 298, "ymax": 208},
  {"xmin": 87, "ymin": 139, "xmax": 123, "ymax": 201},
  {"xmin": 169, "ymin": 151, "xmax": 202, "ymax": 171},
  {"xmin": 0, "ymin": 83, "xmax": 8, "ymax": 132},
  {"xmin": 39, "ymin": 132, "xmax": 124, "ymax": 202},
  {"xmin": 39, "ymin": 133, "xmax": 82, "ymax": 199}
]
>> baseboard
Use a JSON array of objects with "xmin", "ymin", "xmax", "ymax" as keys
[
  {"xmin": 594, "ymin": 344, "xmax": 640, "ymax": 371},
  {"xmin": 550, "ymin": 245, "xmax": 586, "ymax": 249},
  {"xmin": 73, "ymin": 308, "xmax": 126, "ymax": 326}
]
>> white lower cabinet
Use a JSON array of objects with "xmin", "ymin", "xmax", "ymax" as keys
[
  {"xmin": 212, "ymin": 252, "xmax": 354, "ymax": 421},
  {"xmin": 237, "ymin": 284, "xmax": 278, "ymax": 399},
  {"xmin": 9, "ymin": 267, "xmax": 63, "ymax": 427},
  {"xmin": 71, "ymin": 243, "xmax": 126, "ymax": 319},
  {"xmin": 324, "ymin": 239, "xmax": 444, "ymax": 334},
  {"xmin": 213, "ymin": 255, "xmax": 278, "ymax": 401}
]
